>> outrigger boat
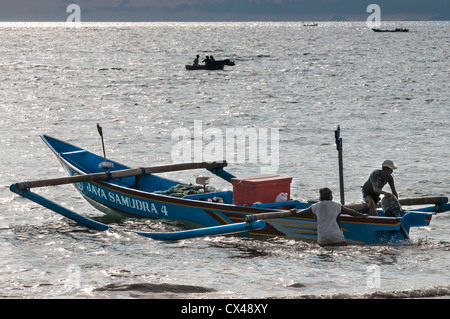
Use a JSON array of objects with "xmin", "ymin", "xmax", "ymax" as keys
[{"xmin": 10, "ymin": 133, "xmax": 449, "ymax": 244}]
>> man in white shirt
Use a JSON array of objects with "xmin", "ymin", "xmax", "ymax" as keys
[{"xmin": 292, "ymin": 188, "xmax": 367, "ymax": 246}]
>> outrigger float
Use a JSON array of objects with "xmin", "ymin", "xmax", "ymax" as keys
[{"xmin": 10, "ymin": 128, "xmax": 449, "ymax": 244}]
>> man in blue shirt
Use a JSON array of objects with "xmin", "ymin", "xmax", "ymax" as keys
[
  {"xmin": 193, "ymin": 55, "xmax": 200, "ymax": 66},
  {"xmin": 362, "ymin": 160, "xmax": 398, "ymax": 216}
]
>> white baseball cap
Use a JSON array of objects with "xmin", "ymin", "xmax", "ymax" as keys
[{"xmin": 382, "ymin": 160, "xmax": 397, "ymax": 170}]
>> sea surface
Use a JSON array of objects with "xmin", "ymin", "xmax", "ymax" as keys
[{"xmin": 0, "ymin": 21, "xmax": 449, "ymax": 299}]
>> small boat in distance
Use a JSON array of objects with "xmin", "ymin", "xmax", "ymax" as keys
[
  {"xmin": 185, "ymin": 63, "xmax": 224, "ymax": 70},
  {"xmin": 372, "ymin": 28, "xmax": 409, "ymax": 32},
  {"xmin": 214, "ymin": 59, "xmax": 235, "ymax": 66},
  {"xmin": 186, "ymin": 58, "xmax": 235, "ymax": 71}
]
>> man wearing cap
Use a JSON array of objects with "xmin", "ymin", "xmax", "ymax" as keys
[{"xmin": 362, "ymin": 160, "xmax": 398, "ymax": 216}]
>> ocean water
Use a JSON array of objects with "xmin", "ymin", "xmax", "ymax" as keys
[{"xmin": 0, "ymin": 21, "xmax": 449, "ymax": 299}]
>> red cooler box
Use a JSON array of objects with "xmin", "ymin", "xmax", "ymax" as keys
[{"xmin": 231, "ymin": 174, "xmax": 292, "ymax": 206}]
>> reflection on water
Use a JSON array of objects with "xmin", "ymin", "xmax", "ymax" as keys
[{"xmin": 0, "ymin": 21, "xmax": 448, "ymax": 298}]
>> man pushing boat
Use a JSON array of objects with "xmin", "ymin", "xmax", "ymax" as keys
[
  {"xmin": 362, "ymin": 160, "xmax": 399, "ymax": 216},
  {"xmin": 292, "ymin": 188, "xmax": 367, "ymax": 247}
]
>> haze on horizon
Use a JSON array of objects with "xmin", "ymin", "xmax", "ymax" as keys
[{"xmin": 0, "ymin": 0, "xmax": 449, "ymax": 22}]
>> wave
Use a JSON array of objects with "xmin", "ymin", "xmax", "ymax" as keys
[
  {"xmin": 297, "ymin": 285, "xmax": 450, "ymax": 299},
  {"xmin": 94, "ymin": 282, "xmax": 215, "ymax": 294}
]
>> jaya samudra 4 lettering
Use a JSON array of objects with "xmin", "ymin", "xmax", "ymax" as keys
[{"xmin": 79, "ymin": 182, "xmax": 168, "ymax": 216}]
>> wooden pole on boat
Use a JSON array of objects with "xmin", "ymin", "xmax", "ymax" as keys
[
  {"xmin": 335, "ymin": 126, "xmax": 345, "ymax": 205},
  {"xmin": 96, "ymin": 124, "xmax": 113, "ymax": 170},
  {"xmin": 14, "ymin": 161, "xmax": 228, "ymax": 191},
  {"xmin": 97, "ymin": 124, "xmax": 107, "ymax": 167}
]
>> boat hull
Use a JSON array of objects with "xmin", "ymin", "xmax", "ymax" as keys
[
  {"xmin": 71, "ymin": 177, "xmax": 431, "ymax": 244},
  {"xmin": 372, "ymin": 28, "xmax": 409, "ymax": 32},
  {"xmin": 185, "ymin": 64, "xmax": 224, "ymax": 70},
  {"xmin": 40, "ymin": 135, "xmax": 435, "ymax": 244}
]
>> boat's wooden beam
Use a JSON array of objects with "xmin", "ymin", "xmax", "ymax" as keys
[
  {"xmin": 244, "ymin": 197, "xmax": 449, "ymax": 221},
  {"xmin": 346, "ymin": 197, "xmax": 448, "ymax": 211},
  {"xmin": 244, "ymin": 210, "xmax": 293, "ymax": 221},
  {"xmin": 14, "ymin": 161, "xmax": 228, "ymax": 191}
]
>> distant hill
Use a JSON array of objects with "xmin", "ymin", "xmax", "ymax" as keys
[
  {"xmin": 429, "ymin": 13, "xmax": 450, "ymax": 20},
  {"xmin": 330, "ymin": 15, "xmax": 348, "ymax": 21}
]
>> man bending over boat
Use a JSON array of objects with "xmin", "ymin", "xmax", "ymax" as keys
[
  {"xmin": 362, "ymin": 160, "xmax": 398, "ymax": 216},
  {"xmin": 292, "ymin": 188, "xmax": 367, "ymax": 247}
]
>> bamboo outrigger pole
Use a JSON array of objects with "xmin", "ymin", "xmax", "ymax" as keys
[
  {"xmin": 14, "ymin": 124, "xmax": 228, "ymax": 191},
  {"xmin": 244, "ymin": 196, "xmax": 449, "ymax": 221},
  {"xmin": 345, "ymin": 197, "xmax": 448, "ymax": 211},
  {"xmin": 14, "ymin": 161, "xmax": 228, "ymax": 191}
]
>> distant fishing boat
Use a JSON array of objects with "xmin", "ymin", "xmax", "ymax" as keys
[
  {"xmin": 185, "ymin": 59, "xmax": 235, "ymax": 71},
  {"xmin": 372, "ymin": 28, "xmax": 409, "ymax": 32},
  {"xmin": 185, "ymin": 63, "xmax": 224, "ymax": 71},
  {"xmin": 215, "ymin": 59, "xmax": 235, "ymax": 66},
  {"xmin": 10, "ymin": 134, "xmax": 449, "ymax": 244}
]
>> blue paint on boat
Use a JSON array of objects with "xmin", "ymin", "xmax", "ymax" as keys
[
  {"xmin": 9, "ymin": 184, "xmax": 266, "ymax": 241},
  {"xmin": 9, "ymin": 134, "xmax": 448, "ymax": 244}
]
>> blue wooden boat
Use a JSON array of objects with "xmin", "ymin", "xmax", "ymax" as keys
[{"xmin": 10, "ymin": 135, "xmax": 449, "ymax": 244}]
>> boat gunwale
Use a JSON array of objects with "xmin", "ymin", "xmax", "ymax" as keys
[{"xmin": 59, "ymin": 157, "xmax": 408, "ymax": 225}]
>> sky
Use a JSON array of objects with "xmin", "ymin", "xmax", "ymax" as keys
[{"xmin": 0, "ymin": 0, "xmax": 448, "ymax": 22}]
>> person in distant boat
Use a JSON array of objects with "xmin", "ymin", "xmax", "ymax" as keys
[
  {"xmin": 203, "ymin": 56, "xmax": 211, "ymax": 64},
  {"xmin": 362, "ymin": 160, "xmax": 399, "ymax": 216},
  {"xmin": 193, "ymin": 54, "xmax": 200, "ymax": 66},
  {"xmin": 291, "ymin": 188, "xmax": 367, "ymax": 247},
  {"xmin": 209, "ymin": 55, "xmax": 215, "ymax": 62}
]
